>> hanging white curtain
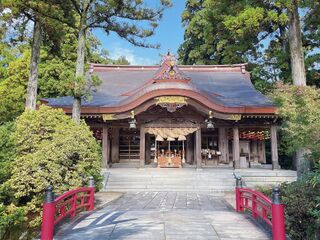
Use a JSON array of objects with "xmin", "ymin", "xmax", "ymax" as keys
[{"xmin": 145, "ymin": 127, "xmax": 198, "ymax": 139}]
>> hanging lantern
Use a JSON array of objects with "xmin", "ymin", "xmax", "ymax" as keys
[
  {"xmin": 129, "ymin": 118, "xmax": 137, "ymax": 129},
  {"xmin": 205, "ymin": 110, "xmax": 214, "ymax": 129},
  {"xmin": 206, "ymin": 119, "xmax": 214, "ymax": 129},
  {"xmin": 129, "ymin": 110, "xmax": 136, "ymax": 129}
]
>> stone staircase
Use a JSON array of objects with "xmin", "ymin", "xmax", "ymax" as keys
[
  {"xmin": 102, "ymin": 168, "xmax": 297, "ymax": 194},
  {"xmin": 234, "ymin": 169, "xmax": 297, "ymax": 187},
  {"xmin": 102, "ymin": 168, "xmax": 234, "ymax": 195}
]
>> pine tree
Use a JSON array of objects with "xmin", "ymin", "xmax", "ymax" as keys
[{"xmin": 67, "ymin": 0, "xmax": 171, "ymax": 123}]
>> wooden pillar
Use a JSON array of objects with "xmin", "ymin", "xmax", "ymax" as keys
[
  {"xmin": 252, "ymin": 140, "xmax": 258, "ymax": 162},
  {"xmin": 145, "ymin": 133, "xmax": 151, "ymax": 164},
  {"xmin": 225, "ymin": 128, "xmax": 229, "ymax": 163},
  {"xmin": 260, "ymin": 140, "xmax": 266, "ymax": 163},
  {"xmin": 186, "ymin": 134, "xmax": 194, "ymax": 164},
  {"xmin": 219, "ymin": 127, "xmax": 229, "ymax": 163},
  {"xmin": 102, "ymin": 126, "xmax": 110, "ymax": 168},
  {"xmin": 233, "ymin": 126, "xmax": 240, "ymax": 169},
  {"xmin": 271, "ymin": 125, "xmax": 280, "ymax": 169},
  {"xmin": 111, "ymin": 128, "xmax": 119, "ymax": 163},
  {"xmin": 195, "ymin": 128, "xmax": 202, "ymax": 168},
  {"xmin": 139, "ymin": 126, "xmax": 145, "ymax": 168}
]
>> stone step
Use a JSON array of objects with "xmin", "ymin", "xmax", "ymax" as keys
[{"xmin": 102, "ymin": 168, "xmax": 297, "ymax": 193}]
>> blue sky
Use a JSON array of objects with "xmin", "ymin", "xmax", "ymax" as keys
[{"xmin": 93, "ymin": 1, "xmax": 185, "ymax": 65}]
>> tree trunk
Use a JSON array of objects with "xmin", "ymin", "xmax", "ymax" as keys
[
  {"xmin": 25, "ymin": 20, "xmax": 41, "ymax": 110},
  {"xmin": 288, "ymin": 1, "xmax": 306, "ymax": 86},
  {"xmin": 288, "ymin": 1, "xmax": 309, "ymax": 175},
  {"xmin": 72, "ymin": 18, "xmax": 86, "ymax": 123},
  {"xmin": 294, "ymin": 148, "xmax": 311, "ymax": 178}
]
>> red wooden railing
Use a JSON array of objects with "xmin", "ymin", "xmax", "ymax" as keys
[
  {"xmin": 235, "ymin": 177, "xmax": 286, "ymax": 240},
  {"xmin": 41, "ymin": 177, "xmax": 95, "ymax": 240}
]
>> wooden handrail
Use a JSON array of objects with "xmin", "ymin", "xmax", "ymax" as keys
[
  {"xmin": 41, "ymin": 177, "xmax": 95, "ymax": 240},
  {"xmin": 54, "ymin": 187, "xmax": 94, "ymax": 225},
  {"xmin": 235, "ymin": 180, "xmax": 286, "ymax": 240}
]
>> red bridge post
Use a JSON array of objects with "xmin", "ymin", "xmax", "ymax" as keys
[
  {"xmin": 272, "ymin": 187, "xmax": 286, "ymax": 240},
  {"xmin": 235, "ymin": 177, "xmax": 243, "ymax": 212},
  {"xmin": 41, "ymin": 186, "xmax": 55, "ymax": 240}
]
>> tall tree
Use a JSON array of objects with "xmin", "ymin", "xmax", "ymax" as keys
[
  {"xmin": 178, "ymin": 0, "xmax": 320, "ymax": 90},
  {"xmin": 2, "ymin": 0, "xmax": 74, "ymax": 110},
  {"xmin": 288, "ymin": 0, "xmax": 306, "ymax": 86},
  {"xmin": 0, "ymin": 24, "xmax": 126, "ymax": 124},
  {"xmin": 25, "ymin": 20, "xmax": 41, "ymax": 109},
  {"xmin": 67, "ymin": 0, "xmax": 171, "ymax": 123}
]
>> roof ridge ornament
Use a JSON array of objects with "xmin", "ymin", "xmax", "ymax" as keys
[{"xmin": 152, "ymin": 52, "xmax": 190, "ymax": 82}]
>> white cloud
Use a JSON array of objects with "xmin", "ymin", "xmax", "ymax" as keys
[{"xmin": 109, "ymin": 46, "xmax": 157, "ymax": 65}]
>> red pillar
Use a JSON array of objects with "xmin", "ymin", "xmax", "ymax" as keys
[
  {"xmin": 272, "ymin": 187, "xmax": 286, "ymax": 240},
  {"xmin": 41, "ymin": 186, "xmax": 55, "ymax": 240},
  {"xmin": 235, "ymin": 176, "xmax": 243, "ymax": 212},
  {"xmin": 252, "ymin": 194, "xmax": 257, "ymax": 218}
]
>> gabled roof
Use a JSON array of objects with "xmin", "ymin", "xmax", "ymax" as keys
[{"xmin": 43, "ymin": 54, "xmax": 276, "ymax": 114}]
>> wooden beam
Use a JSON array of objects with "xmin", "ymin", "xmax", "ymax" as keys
[
  {"xmin": 195, "ymin": 128, "xmax": 202, "ymax": 168},
  {"xmin": 102, "ymin": 126, "xmax": 110, "ymax": 168},
  {"xmin": 271, "ymin": 125, "xmax": 280, "ymax": 169},
  {"xmin": 139, "ymin": 126, "xmax": 146, "ymax": 168},
  {"xmin": 233, "ymin": 126, "xmax": 240, "ymax": 169}
]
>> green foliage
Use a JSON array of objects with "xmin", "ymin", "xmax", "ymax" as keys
[
  {"xmin": 8, "ymin": 106, "xmax": 102, "ymax": 226},
  {"xmin": 262, "ymin": 82, "xmax": 320, "ymax": 238},
  {"xmin": 0, "ymin": 45, "xmax": 29, "ymax": 123},
  {"xmin": 269, "ymin": 83, "xmax": 320, "ymax": 162},
  {"xmin": 0, "ymin": 204, "xmax": 26, "ymax": 240},
  {"xmin": 0, "ymin": 25, "xmax": 127, "ymax": 124},
  {"xmin": 0, "ymin": 122, "xmax": 27, "ymax": 240},
  {"xmin": 178, "ymin": 0, "xmax": 320, "ymax": 90},
  {"xmin": 258, "ymin": 175, "xmax": 320, "ymax": 240},
  {"xmin": 280, "ymin": 180, "xmax": 319, "ymax": 240},
  {"xmin": 70, "ymin": 0, "xmax": 172, "ymax": 48},
  {"xmin": 0, "ymin": 122, "xmax": 15, "ymax": 184}
]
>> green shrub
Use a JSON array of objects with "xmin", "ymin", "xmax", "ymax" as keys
[
  {"xmin": 0, "ymin": 122, "xmax": 15, "ymax": 185},
  {"xmin": 258, "ymin": 177, "xmax": 320, "ymax": 240},
  {"xmin": 8, "ymin": 106, "xmax": 102, "ymax": 226},
  {"xmin": 0, "ymin": 123, "xmax": 27, "ymax": 240},
  {"xmin": 281, "ymin": 180, "xmax": 319, "ymax": 240},
  {"xmin": 0, "ymin": 204, "xmax": 26, "ymax": 240},
  {"xmin": 269, "ymin": 83, "xmax": 320, "ymax": 163}
]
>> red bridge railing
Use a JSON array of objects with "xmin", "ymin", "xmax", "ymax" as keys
[
  {"xmin": 41, "ymin": 177, "xmax": 95, "ymax": 240},
  {"xmin": 235, "ymin": 177, "xmax": 286, "ymax": 240}
]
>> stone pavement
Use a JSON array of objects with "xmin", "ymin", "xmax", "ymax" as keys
[{"xmin": 55, "ymin": 192, "xmax": 271, "ymax": 240}]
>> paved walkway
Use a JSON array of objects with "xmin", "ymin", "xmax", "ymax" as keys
[{"xmin": 55, "ymin": 192, "xmax": 271, "ymax": 240}]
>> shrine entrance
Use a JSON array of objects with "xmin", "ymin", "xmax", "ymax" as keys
[{"xmin": 145, "ymin": 127, "xmax": 198, "ymax": 168}]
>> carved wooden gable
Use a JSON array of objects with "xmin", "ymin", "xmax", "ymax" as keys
[{"xmin": 152, "ymin": 52, "xmax": 190, "ymax": 82}]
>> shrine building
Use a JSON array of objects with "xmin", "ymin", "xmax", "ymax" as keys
[{"xmin": 42, "ymin": 54, "xmax": 280, "ymax": 169}]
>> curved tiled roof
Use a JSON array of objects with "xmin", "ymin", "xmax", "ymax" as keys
[{"xmin": 43, "ymin": 60, "xmax": 276, "ymax": 114}]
